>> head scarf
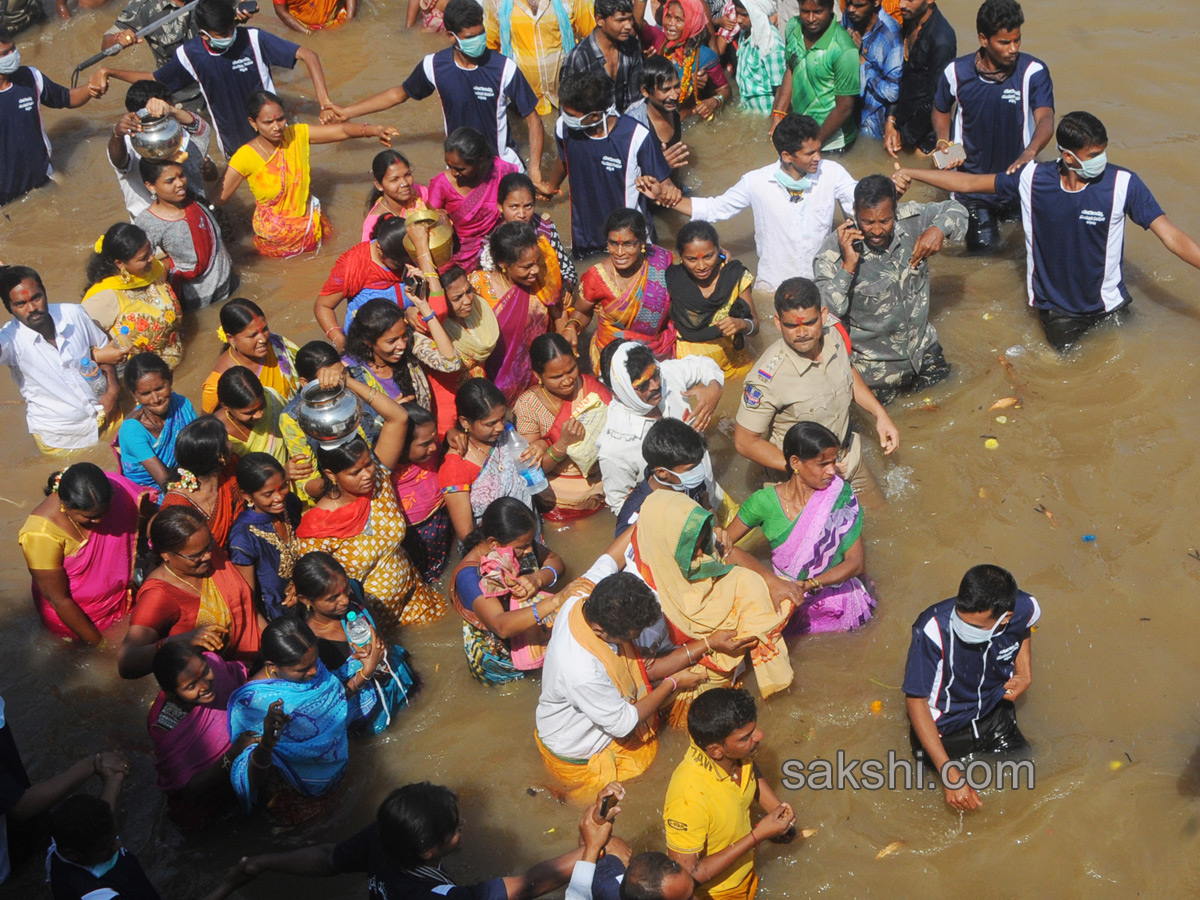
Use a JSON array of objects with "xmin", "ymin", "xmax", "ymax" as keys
[
  {"xmin": 738, "ymin": 0, "xmax": 783, "ymax": 55},
  {"xmin": 667, "ymin": 0, "xmax": 711, "ymax": 43},
  {"xmin": 442, "ymin": 290, "xmax": 500, "ymax": 364},
  {"xmin": 609, "ymin": 341, "xmax": 656, "ymax": 416}
]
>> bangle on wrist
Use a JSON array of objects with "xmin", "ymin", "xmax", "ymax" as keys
[
  {"xmin": 539, "ymin": 565, "xmax": 558, "ymax": 588},
  {"xmin": 532, "ymin": 600, "xmax": 544, "ymax": 625},
  {"xmin": 684, "ymin": 643, "xmax": 693, "ymax": 665},
  {"xmin": 771, "ymin": 109, "xmax": 786, "ymax": 118},
  {"xmin": 666, "ymin": 676, "xmax": 679, "ymax": 692},
  {"xmin": 325, "ymin": 325, "xmax": 343, "ymax": 339},
  {"xmin": 421, "ymin": 311, "xmax": 437, "ymax": 322},
  {"xmin": 703, "ymin": 635, "xmax": 713, "ymax": 654},
  {"xmin": 546, "ymin": 445, "xmax": 565, "ymax": 462}
]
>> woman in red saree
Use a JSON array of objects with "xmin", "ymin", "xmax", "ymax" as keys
[
  {"xmin": 567, "ymin": 209, "xmax": 675, "ymax": 373},
  {"xmin": 427, "ymin": 127, "xmax": 520, "ymax": 271},
  {"xmin": 470, "ymin": 221, "xmax": 566, "ymax": 402},
  {"xmin": 513, "ymin": 334, "xmax": 612, "ymax": 521},
  {"xmin": 641, "ymin": 0, "xmax": 731, "ymax": 120},
  {"xmin": 18, "ymin": 464, "xmax": 154, "ymax": 645},
  {"xmin": 118, "ymin": 506, "xmax": 262, "ymax": 680}
]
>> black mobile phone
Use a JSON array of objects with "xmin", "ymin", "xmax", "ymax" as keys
[
  {"xmin": 237, "ymin": 1, "xmax": 260, "ymax": 14},
  {"xmin": 599, "ymin": 794, "xmax": 614, "ymax": 819},
  {"xmin": 849, "ymin": 220, "xmax": 865, "ymax": 255}
]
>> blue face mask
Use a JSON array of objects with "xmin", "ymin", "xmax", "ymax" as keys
[
  {"xmin": 85, "ymin": 850, "xmax": 121, "ymax": 879},
  {"xmin": 0, "ymin": 48, "xmax": 21, "ymax": 76},
  {"xmin": 1060, "ymin": 146, "xmax": 1107, "ymax": 180},
  {"xmin": 202, "ymin": 31, "xmax": 236, "ymax": 51},
  {"xmin": 774, "ymin": 168, "xmax": 813, "ymax": 194},
  {"xmin": 456, "ymin": 33, "xmax": 488, "ymax": 58}
]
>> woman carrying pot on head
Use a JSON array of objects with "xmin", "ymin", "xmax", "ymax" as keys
[{"xmin": 295, "ymin": 365, "xmax": 447, "ymax": 631}]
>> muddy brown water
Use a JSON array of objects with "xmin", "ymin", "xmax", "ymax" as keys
[{"xmin": 2, "ymin": 2, "xmax": 1199, "ymax": 897}]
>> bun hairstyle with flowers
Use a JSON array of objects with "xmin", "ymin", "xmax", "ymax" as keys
[
  {"xmin": 85, "ymin": 223, "xmax": 149, "ymax": 287},
  {"xmin": 44, "ymin": 463, "xmax": 114, "ymax": 512}
]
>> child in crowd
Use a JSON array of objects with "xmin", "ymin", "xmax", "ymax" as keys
[
  {"xmin": 392, "ymin": 402, "xmax": 453, "ymax": 583},
  {"xmin": 479, "ymin": 172, "xmax": 578, "ymax": 294},
  {"xmin": 903, "ymin": 563, "xmax": 1038, "ymax": 812},
  {"xmin": 663, "ymin": 688, "xmax": 798, "ymax": 900},
  {"xmin": 229, "ymin": 453, "xmax": 303, "ymax": 621},
  {"xmin": 117, "ymin": 351, "xmax": 197, "ymax": 494},
  {"xmin": 614, "ymin": 417, "xmax": 712, "ymax": 536}
]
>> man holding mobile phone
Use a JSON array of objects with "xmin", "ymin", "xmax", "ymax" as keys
[{"xmin": 931, "ymin": 0, "xmax": 1054, "ymax": 252}]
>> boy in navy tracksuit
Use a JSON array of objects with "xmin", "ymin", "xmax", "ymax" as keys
[{"xmin": 903, "ymin": 564, "xmax": 1038, "ymax": 811}]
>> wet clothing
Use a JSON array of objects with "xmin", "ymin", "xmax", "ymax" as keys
[
  {"xmin": 0, "ymin": 67, "xmax": 70, "ymax": 207},
  {"xmin": 47, "ymin": 845, "xmax": 161, "ymax": 900},
  {"xmin": 844, "ymin": 9, "xmax": 902, "ymax": 138},
  {"xmin": 993, "ymin": 162, "xmax": 1165, "ymax": 320},
  {"xmin": 813, "ymin": 199, "xmax": 967, "ymax": 390},
  {"xmin": 782, "ymin": 19, "xmax": 860, "ymax": 150},
  {"xmin": 107, "ymin": 0, "xmax": 200, "ymax": 68},
  {"xmin": 887, "ymin": 4, "xmax": 956, "ymax": 153},
  {"xmin": 902, "ymin": 591, "xmax": 1039, "ymax": 739},
  {"xmin": 560, "ymin": 31, "xmax": 644, "ymax": 113}
]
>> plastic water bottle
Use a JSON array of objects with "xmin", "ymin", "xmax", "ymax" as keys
[
  {"xmin": 502, "ymin": 422, "xmax": 549, "ymax": 493},
  {"xmin": 344, "ymin": 610, "xmax": 373, "ymax": 648},
  {"xmin": 78, "ymin": 357, "xmax": 107, "ymax": 398}
]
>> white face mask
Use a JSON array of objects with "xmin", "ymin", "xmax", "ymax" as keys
[
  {"xmin": 0, "ymin": 48, "xmax": 21, "ymax": 76},
  {"xmin": 1058, "ymin": 145, "xmax": 1107, "ymax": 180},
  {"xmin": 949, "ymin": 610, "xmax": 1009, "ymax": 645},
  {"xmin": 659, "ymin": 463, "xmax": 706, "ymax": 492},
  {"xmin": 561, "ymin": 107, "xmax": 618, "ymax": 140}
]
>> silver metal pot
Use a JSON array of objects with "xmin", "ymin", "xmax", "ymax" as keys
[
  {"xmin": 130, "ymin": 110, "xmax": 185, "ymax": 161},
  {"xmin": 296, "ymin": 381, "xmax": 362, "ymax": 449}
]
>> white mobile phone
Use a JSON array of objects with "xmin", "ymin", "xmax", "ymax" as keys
[{"xmin": 932, "ymin": 142, "xmax": 966, "ymax": 169}]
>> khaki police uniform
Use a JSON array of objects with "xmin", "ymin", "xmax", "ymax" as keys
[{"xmin": 735, "ymin": 325, "xmax": 867, "ymax": 488}]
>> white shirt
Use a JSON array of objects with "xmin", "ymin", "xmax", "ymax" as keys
[
  {"xmin": 598, "ymin": 355, "xmax": 725, "ymax": 516},
  {"xmin": 108, "ymin": 117, "xmax": 212, "ymax": 220},
  {"xmin": 536, "ymin": 559, "xmax": 641, "ymax": 760},
  {"xmin": 0, "ymin": 304, "xmax": 111, "ymax": 450},
  {"xmin": 690, "ymin": 159, "xmax": 857, "ymax": 291}
]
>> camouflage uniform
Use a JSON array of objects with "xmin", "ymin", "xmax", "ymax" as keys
[
  {"xmin": 105, "ymin": 0, "xmax": 202, "ymax": 69},
  {"xmin": 813, "ymin": 199, "xmax": 967, "ymax": 397}
]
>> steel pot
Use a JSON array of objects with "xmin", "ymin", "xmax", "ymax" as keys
[
  {"xmin": 130, "ymin": 110, "xmax": 185, "ymax": 161},
  {"xmin": 295, "ymin": 381, "xmax": 362, "ymax": 449}
]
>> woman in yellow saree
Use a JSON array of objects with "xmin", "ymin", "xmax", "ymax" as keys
[{"xmin": 218, "ymin": 90, "xmax": 399, "ymax": 259}]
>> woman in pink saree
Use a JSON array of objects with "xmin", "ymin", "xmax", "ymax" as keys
[
  {"xmin": 148, "ymin": 644, "xmax": 250, "ymax": 829},
  {"xmin": 568, "ymin": 208, "xmax": 676, "ymax": 373},
  {"xmin": 725, "ymin": 421, "xmax": 875, "ymax": 635},
  {"xmin": 469, "ymin": 221, "xmax": 566, "ymax": 402},
  {"xmin": 427, "ymin": 127, "xmax": 520, "ymax": 271},
  {"xmin": 17, "ymin": 463, "xmax": 154, "ymax": 645}
]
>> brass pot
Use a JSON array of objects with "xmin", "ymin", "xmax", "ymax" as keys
[{"xmin": 403, "ymin": 209, "xmax": 454, "ymax": 268}]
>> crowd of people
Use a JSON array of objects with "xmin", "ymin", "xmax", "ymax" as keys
[{"xmin": 0, "ymin": 0, "xmax": 1196, "ymax": 896}]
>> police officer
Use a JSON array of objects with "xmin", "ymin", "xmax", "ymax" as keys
[
  {"xmin": 813, "ymin": 173, "xmax": 965, "ymax": 404},
  {"xmin": 733, "ymin": 277, "xmax": 899, "ymax": 500}
]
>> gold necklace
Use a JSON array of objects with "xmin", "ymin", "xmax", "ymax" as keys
[
  {"xmin": 163, "ymin": 564, "xmax": 201, "ymax": 592},
  {"xmin": 60, "ymin": 510, "xmax": 86, "ymax": 542}
]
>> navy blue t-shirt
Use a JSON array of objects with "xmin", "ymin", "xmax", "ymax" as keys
[
  {"xmin": 48, "ymin": 846, "xmax": 162, "ymax": 900},
  {"xmin": 994, "ymin": 161, "xmax": 1166, "ymax": 317},
  {"xmin": 555, "ymin": 114, "xmax": 672, "ymax": 256},
  {"xmin": 934, "ymin": 53, "xmax": 1054, "ymax": 179},
  {"xmin": 332, "ymin": 823, "xmax": 508, "ymax": 900},
  {"xmin": 902, "ymin": 591, "xmax": 1040, "ymax": 737},
  {"xmin": 154, "ymin": 27, "xmax": 299, "ymax": 155},
  {"xmin": 0, "ymin": 67, "xmax": 70, "ymax": 206},
  {"xmin": 402, "ymin": 47, "xmax": 537, "ymax": 166},
  {"xmin": 615, "ymin": 474, "xmax": 707, "ymax": 536}
]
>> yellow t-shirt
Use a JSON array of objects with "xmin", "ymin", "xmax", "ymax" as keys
[{"xmin": 663, "ymin": 743, "xmax": 758, "ymax": 900}]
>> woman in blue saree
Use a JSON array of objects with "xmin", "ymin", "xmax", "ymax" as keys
[{"xmin": 227, "ymin": 616, "xmax": 350, "ymax": 824}]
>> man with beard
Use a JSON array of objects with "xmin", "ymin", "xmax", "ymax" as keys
[
  {"xmin": 883, "ymin": 0, "xmax": 956, "ymax": 157},
  {"xmin": 625, "ymin": 56, "xmax": 690, "ymax": 174},
  {"xmin": 0, "ymin": 267, "xmax": 119, "ymax": 454},
  {"xmin": 931, "ymin": 0, "xmax": 1053, "ymax": 252},
  {"xmin": 841, "ymin": 0, "xmax": 902, "ymax": 140},
  {"xmin": 812, "ymin": 173, "xmax": 965, "ymax": 403},
  {"xmin": 663, "ymin": 688, "xmax": 798, "ymax": 900},
  {"xmin": 774, "ymin": 0, "xmax": 860, "ymax": 152}
]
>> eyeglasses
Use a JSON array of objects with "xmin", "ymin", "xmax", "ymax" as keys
[
  {"xmin": 606, "ymin": 239, "xmax": 641, "ymax": 250},
  {"xmin": 173, "ymin": 535, "xmax": 215, "ymax": 562}
]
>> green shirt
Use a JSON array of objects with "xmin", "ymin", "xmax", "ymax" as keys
[
  {"xmin": 737, "ymin": 485, "xmax": 801, "ymax": 548},
  {"xmin": 783, "ymin": 19, "xmax": 861, "ymax": 150}
]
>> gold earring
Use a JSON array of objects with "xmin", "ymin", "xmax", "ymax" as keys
[{"xmin": 119, "ymin": 268, "xmax": 132, "ymax": 285}]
